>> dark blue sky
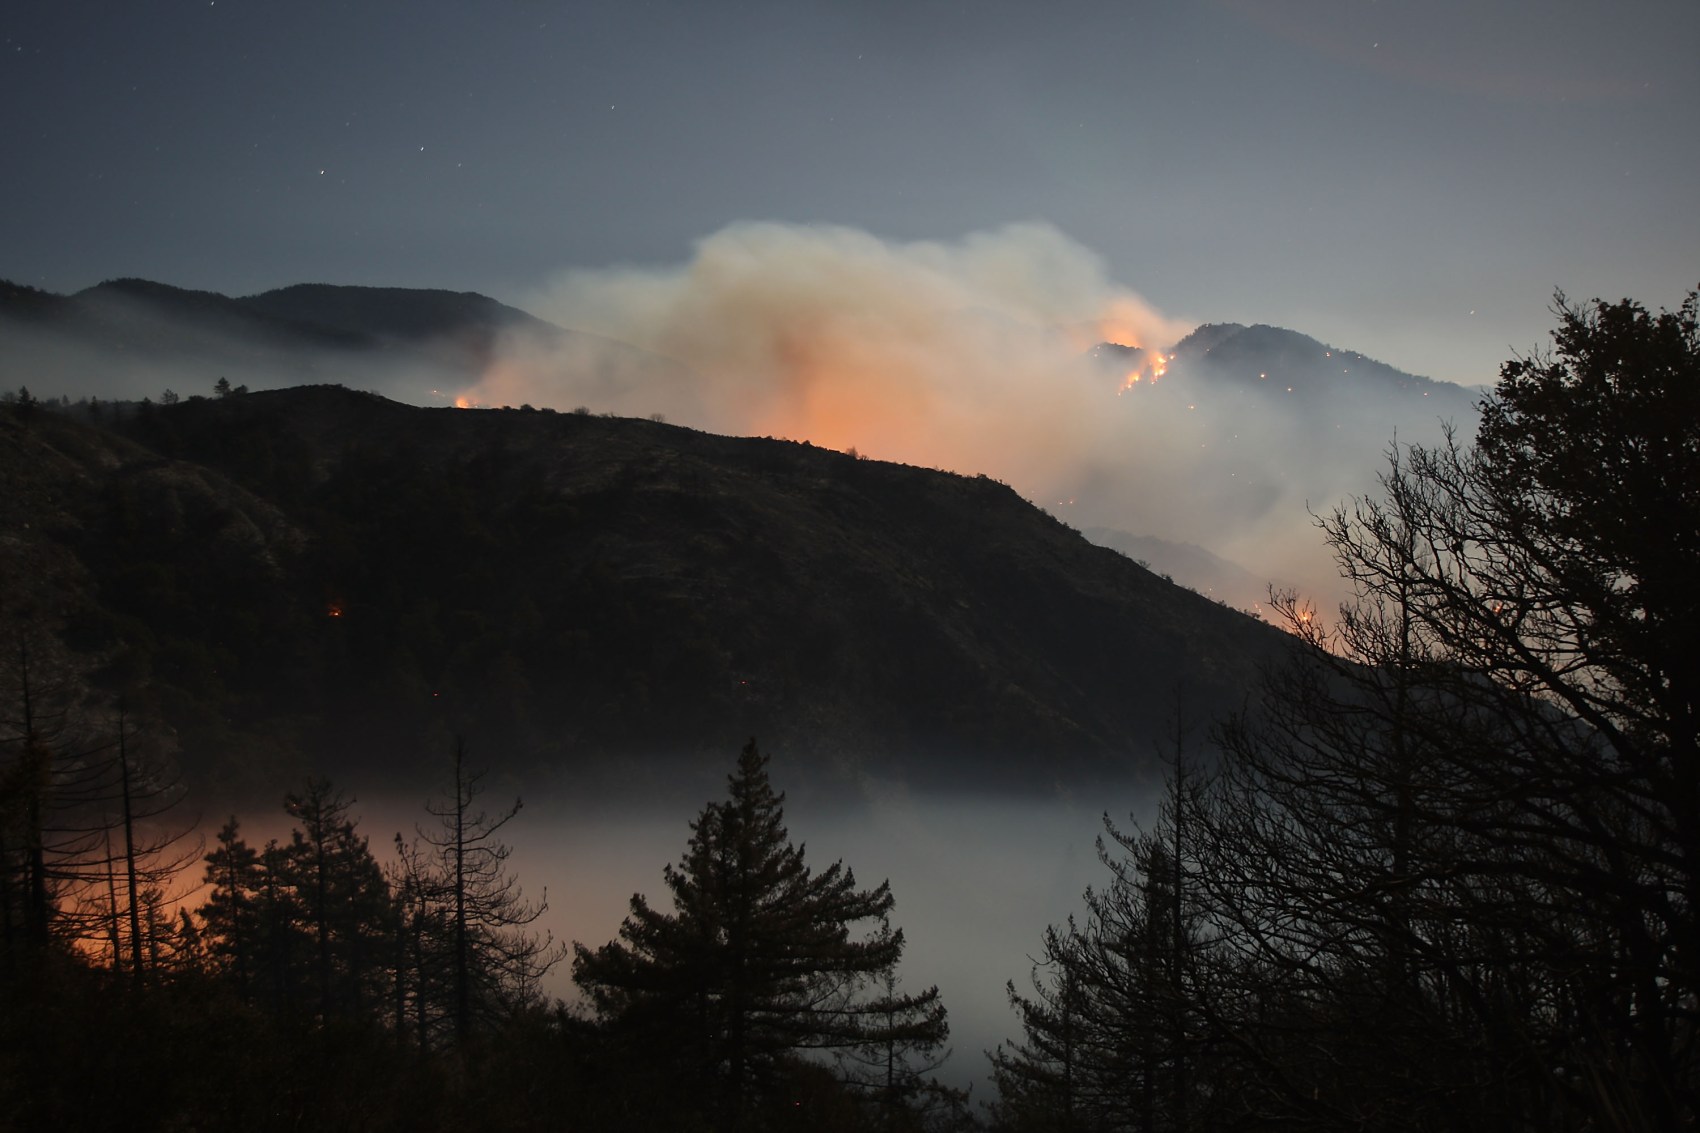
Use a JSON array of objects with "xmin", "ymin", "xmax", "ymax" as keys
[{"xmin": 4, "ymin": 0, "xmax": 1695, "ymax": 384}]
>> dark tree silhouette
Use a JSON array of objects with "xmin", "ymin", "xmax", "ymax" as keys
[
  {"xmin": 414, "ymin": 737, "xmax": 563, "ymax": 1046},
  {"xmin": 990, "ymin": 749, "xmax": 1213, "ymax": 1133},
  {"xmin": 0, "ymin": 642, "xmax": 63, "ymax": 956},
  {"xmin": 836, "ymin": 949, "xmax": 958, "ymax": 1132},
  {"xmin": 87, "ymin": 703, "xmax": 199, "ymax": 980},
  {"xmin": 990, "ymin": 289, "xmax": 1700, "ymax": 1131},
  {"xmin": 1195, "ymin": 592, "xmax": 1529, "ymax": 1131},
  {"xmin": 281, "ymin": 779, "xmax": 392, "ymax": 1021},
  {"xmin": 199, "ymin": 816, "xmax": 264, "ymax": 997},
  {"xmin": 573, "ymin": 738, "xmax": 948, "ymax": 1130},
  {"xmin": 989, "ymin": 930, "xmax": 1092, "ymax": 1133},
  {"xmin": 1294, "ymin": 289, "xmax": 1700, "ymax": 1126},
  {"xmin": 0, "ymin": 640, "xmax": 195, "ymax": 974}
]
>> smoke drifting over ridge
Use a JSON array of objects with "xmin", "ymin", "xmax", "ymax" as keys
[
  {"xmin": 1, "ymin": 222, "xmax": 1477, "ymax": 611},
  {"xmin": 468, "ymin": 220, "xmax": 1475, "ymax": 609},
  {"xmin": 470, "ymin": 221, "xmax": 1190, "ymax": 500}
]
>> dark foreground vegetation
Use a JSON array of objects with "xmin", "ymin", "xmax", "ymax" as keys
[
  {"xmin": 990, "ymin": 290, "xmax": 1700, "ymax": 1131},
  {"xmin": 0, "ymin": 734, "xmax": 969, "ymax": 1131},
  {"xmin": 3, "ymin": 288, "xmax": 1696, "ymax": 1129}
]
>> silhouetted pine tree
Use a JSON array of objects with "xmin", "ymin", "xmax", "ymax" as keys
[
  {"xmin": 990, "ymin": 717, "xmax": 1215, "ymax": 1133},
  {"xmin": 199, "ymin": 817, "xmax": 264, "ymax": 998},
  {"xmin": 836, "ymin": 950, "xmax": 959, "ymax": 1132},
  {"xmin": 281, "ymin": 779, "xmax": 393, "ymax": 1021},
  {"xmin": 988, "ymin": 928, "xmax": 1094, "ymax": 1133},
  {"xmin": 573, "ymin": 738, "xmax": 948, "ymax": 1131}
]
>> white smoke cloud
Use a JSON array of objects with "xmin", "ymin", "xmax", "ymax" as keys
[
  {"xmin": 468, "ymin": 219, "xmax": 1468, "ymax": 612},
  {"xmin": 4, "ymin": 220, "xmax": 1437, "ymax": 611},
  {"xmin": 469, "ymin": 221, "xmax": 1191, "ymax": 499}
]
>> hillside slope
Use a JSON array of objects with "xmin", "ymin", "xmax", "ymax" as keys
[{"xmin": 2, "ymin": 388, "xmax": 1296, "ymax": 799}]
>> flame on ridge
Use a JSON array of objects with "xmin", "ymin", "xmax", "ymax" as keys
[{"xmin": 1117, "ymin": 351, "xmax": 1173, "ymax": 394}]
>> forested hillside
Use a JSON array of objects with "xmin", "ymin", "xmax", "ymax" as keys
[{"xmin": 1, "ymin": 383, "xmax": 1290, "ymax": 800}]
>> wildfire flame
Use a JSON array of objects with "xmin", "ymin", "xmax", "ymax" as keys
[{"xmin": 1116, "ymin": 351, "xmax": 1172, "ymax": 394}]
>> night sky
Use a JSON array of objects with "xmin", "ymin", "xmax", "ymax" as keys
[{"xmin": 4, "ymin": 0, "xmax": 1696, "ymax": 386}]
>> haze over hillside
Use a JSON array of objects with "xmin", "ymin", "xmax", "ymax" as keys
[
  {"xmin": 1078, "ymin": 320, "xmax": 1483, "ymax": 609},
  {"xmin": 0, "ymin": 277, "xmax": 609, "ymax": 404},
  {"xmin": 2, "ymin": 267, "xmax": 1485, "ymax": 610},
  {"xmin": 1, "ymin": 385, "xmax": 1301, "ymax": 805}
]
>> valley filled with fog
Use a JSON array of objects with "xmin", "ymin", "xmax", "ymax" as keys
[
  {"xmin": 496, "ymin": 764, "xmax": 1160, "ymax": 1094},
  {"xmin": 193, "ymin": 746, "xmax": 1163, "ymax": 1100}
]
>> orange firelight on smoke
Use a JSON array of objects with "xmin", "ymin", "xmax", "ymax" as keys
[
  {"xmin": 1117, "ymin": 352, "xmax": 1172, "ymax": 394},
  {"xmin": 1097, "ymin": 298, "xmax": 1178, "ymax": 396},
  {"xmin": 746, "ymin": 333, "xmax": 939, "ymax": 461}
]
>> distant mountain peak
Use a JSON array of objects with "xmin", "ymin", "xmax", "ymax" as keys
[
  {"xmin": 237, "ymin": 282, "xmax": 559, "ymax": 344},
  {"xmin": 1160, "ymin": 320, "xmax": 1469, "ymax": 402},
  {"xmin": 81, "ymin": 277, "xmax": 212, "ymax": 297},
  {"xmin": 1170, "ymin": 322, "xmax": 1247, "ymax": 354}
]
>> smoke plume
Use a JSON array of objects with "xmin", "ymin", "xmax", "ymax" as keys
[{"xmin": 468, "ymin": 221, "xmax": 1191, "ymax": 500}]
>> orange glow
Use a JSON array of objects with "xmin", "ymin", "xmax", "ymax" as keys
[
  {"xmin": 1096, "ymin": 296, "xmax": 1180, "ymax": 355},
  {"xmin": 1098, "ymin": 295, "xmax": 1174, "ymax": 396},
  {"xmin": 740, "ymin": 325, "xmax": 945, "ymax": 463},
  {"xmin": 327, "ymin": 603, "xmax": 344, "ymax": 618},
  {"xmin": 1116, "ymin": 350, "xmax": 1170, "ymax": 394},
  {"xmin": 453, "ymin": 395, "xmax": 473, "ymax": 409}
]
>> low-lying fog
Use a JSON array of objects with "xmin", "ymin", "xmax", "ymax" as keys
[{"xmin": 343, "ymin": 758, "xmax": 1161, "ymax": 1097}]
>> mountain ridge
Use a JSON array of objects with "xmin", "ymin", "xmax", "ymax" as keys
[
  {"xmin": 1, "ymin": 386, "xmax": 1299, "ymax": 803},
  {"xmin": 2, "ymin": 274, "xmax": 1479, "ymax": 623},
  {"xmin": 1169, "ymin": 321, "xmax": 1475, "ymax": 400}
]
